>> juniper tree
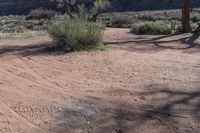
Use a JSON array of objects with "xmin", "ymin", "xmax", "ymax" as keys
[{"xmin": 51, "ymin": 0, "xmax": 110, "ymax": 21}]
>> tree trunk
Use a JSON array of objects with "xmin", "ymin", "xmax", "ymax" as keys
[{"xmin": 182, "ymin": 0, "xmax": 190, "ymax": 33}]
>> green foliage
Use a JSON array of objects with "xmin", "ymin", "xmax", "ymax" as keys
[
  {"xmin": 0, "ymin": 15, "xmax": 54, "ymax": 33},
  {"xmin": 26, "ymin": 9, "xmax": 56, "ymax": 20},
  {"xmin": 110, "ymin": 16, "xmax": 133, "ymax": 28},
  {"xmin": 131, "ymin": 21, "xmax": 171, "ymax": 35},
  {"xmin": 48, "ymin": 17, "xmax": 104, "ymax": 51},
  {"xmin": 51, "ymin": 0, "xmax": 109, "ymax": 21},
  {"xmin": 176, "ymin": 24, "xmax": 184, "ymax": 33},
  {"xmin": 191, "ymin": 13, "xmax": 200, "ymax": 23},
  {"xmin": 0, "ymin": 16, "xmax": 26, "ymax": 33},
  {"xmin": 98, "ymin": 13, "xmax": 135, "ymax": 28},
  {"xmin": 176, "ymin": 23, "xmax": 198, "ymax": 33}
]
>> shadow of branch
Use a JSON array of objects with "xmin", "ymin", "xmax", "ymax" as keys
[{"xmin": 0, "ymin": 42, "xmax": 69, "ymax": 57}]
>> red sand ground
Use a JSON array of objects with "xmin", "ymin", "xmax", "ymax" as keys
[{"xmin": 0, "ymin": 28, "xmax": 200, "ymax": 133}]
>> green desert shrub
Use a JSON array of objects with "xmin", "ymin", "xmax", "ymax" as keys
[
  {"xmin": 26, "ymin": 9, "xmax": 56, "ymax": 20},
  {"xmin": 176, "ymin": 24, "xmax": 184, "ymax": 33},
  {"xmin": 48, "ymin": 17, "xmax": 104, "ymax": 51},
  {"xmin": 110, "ymin": 16, "xmax": 133, "ymax": 28},
  {"xmin": 131, "ymin": 21, "xmax": 171, "ymax": 35},
  {"xmin": 176, "ymin": 23, "xmax": 198, "ymax": 33},
  {"xmin": 25, "ymin": 19, "xmax": 49, "ymax": 31},
  {"xmin": 137, "ymin": 14, "xmax": 155, "ymax": 21},
  {"xmin": 191, "ymin": 15, "xmax": 200, "ymax": 23}
]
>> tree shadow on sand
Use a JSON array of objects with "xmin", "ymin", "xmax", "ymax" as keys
[
  {"xmin": 47, "ymin": 84, "xmax": 200, "ymax": 132},
  {"xmin": 104, "ymin": 33, "xmax": 200, "ymax": 53},
  {"xmin": 0, "ymin": 42, "xmax": 71, "ymax": 57},
  {"xmin": 154, "ymin": 33, "xmax": 200, "ymax": 49},
  {"xmin": 0, "ymin": 33, "xmax": 200, "ymax": 57},
  {"xmin": 102, "ymin": 84, "xmax": 200, "ymax": 132}
]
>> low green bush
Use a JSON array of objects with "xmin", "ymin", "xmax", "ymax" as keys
[
  {"xmin": 137, "ymin": 14, "xmax": 155, "ymax": 21},
  {"xmin": 131, "ymin": 21, "xmax": 171, "ymax": 35},
  {"xmin": 48, "ymin": 17, "xmax": 104, "ymax": 51},
  {"xmin": 176, "ymin": 23, "xmax": 198, "ymax": 33},
  {"xmin": 26, "ymin": 9, "xmax": 56, "ymax": 20},
  {"xmin": 110, "ymin": 16, "xmax": 133, "ymax": 28},
  {"xmin": 191, "ymin": 15, "xmax": 200, "ymax": 23}
]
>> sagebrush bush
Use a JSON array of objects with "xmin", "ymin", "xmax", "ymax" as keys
[
  {"xmin": 191, "ymin": 15, "xmax": 200, "ymax": 23},
  {"xmin": 131, "ymin": 21, "xmax": 171, "ymax": 35},
  {"xmin": 110, "ymin": 16, "xmax": 133, "ymax": 28},
  {"xmin": 137, "ymin": 14, "xmax": 155, "ymax": 21},
  {"xmin": 0, "ymin": 15, "xmax": 52, "ymax": 33},
  {"xmin": 26, "ymin": 9, "xmax": 56, "ymax": 20},
  {"xmin": 176, "ymin": 23, "xmax": 198, "ymax": 33},
  {"xmin": 48, "ymin": 17, "xmax": 104, "ymax": 51}
]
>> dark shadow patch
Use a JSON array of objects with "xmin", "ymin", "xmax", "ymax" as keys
[
  {"xmin": 0, "ymin": 42, "xmax": 73, "ymax": 57},
  {"xmin": 104, "ymin": 33, "xmax": 200, "ymax": 53}
]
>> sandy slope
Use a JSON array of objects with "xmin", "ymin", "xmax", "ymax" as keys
[{"xmin": 0, "ymin": 28, "xmax": 200, "ymax": 133}]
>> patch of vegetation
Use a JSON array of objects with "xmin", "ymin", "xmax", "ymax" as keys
[
  {"xmin": 52, "ymin": 0, "xmax": 110, "ymax": 22},
  {"xmin": 0, "ymin": 31, "xmax": 46, "ymax": 39},
  {"xmin": 131, "ymin": 21, "xmax": 171, "ymax": 35},
  {"xmin": 175, "ymin": 23, "xmax": 199, "ymax": 34},
  {"xmin": 109, "ymin": 15, "xmax": 133, "ymax": 28},
  {"xmin": 48, "ymin": 17, "xmax": 105, "ymax": 51},
  {"xmin": 0, "ymin": 16, "xmax": 47, "ymax": 33},
  {"xmin": 99, "ymin": 8, "xmax": 200, "ymax": 29},
  {"xmin": 0, "ymin": 15, "xmax": 65, "ymax": 34},
  {"xmin": 0, "ymin": 16, "xmax": 25, "ymax": 33},
  {"xmin": 191, "ymin": 14, "xmax": 200, "ymax": 23},
  {"xmin": 25, "ymin": 9, "xmax": 56, "ymax": 20},
  {"xmin": 99, "ymin": 13, "xmax": 135, "ymax": 28},
  {"xmin": 1, "ymin": 8, "xmax": 200, "ymax": 35}
]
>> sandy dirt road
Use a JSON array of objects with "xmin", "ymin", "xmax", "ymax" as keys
[{"xmin": 0, "ymin": 28, "xmax": 200, "ymax": 133}]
